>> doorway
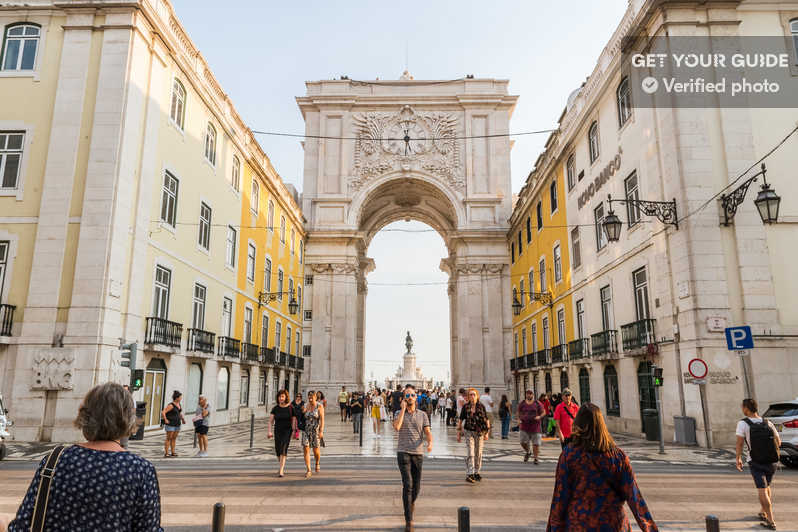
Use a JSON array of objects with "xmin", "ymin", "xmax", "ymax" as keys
[{"xmin": 143, "ymin": 358, "xmax": 167, "ymax": 428}]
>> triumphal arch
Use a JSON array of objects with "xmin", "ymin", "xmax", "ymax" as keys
[{"xmin": 297, "ymin": 74, "xmax": 518, "ymax": 401}]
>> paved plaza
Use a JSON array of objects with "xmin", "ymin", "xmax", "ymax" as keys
[{"xmin": 2, "ymin": 414, "xmax": 797, "ymax": 530}]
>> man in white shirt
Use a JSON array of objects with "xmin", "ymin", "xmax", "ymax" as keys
[
  {"xmin": 735, "ymin": 398, "xmax": 780, "ymax": 530},
  {"xmin": 479, "ymin": 387, "xmax": 495, "ymax": 438}
]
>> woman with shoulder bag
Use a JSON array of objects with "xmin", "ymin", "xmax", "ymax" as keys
[
  {"xmin": 162, "ymin": 390, "xmax": 185, "ymax": 457},
  {"xmin": 268, "ymin": 389, "xmax": 298, "ymax": 478},
  {"xmin": 457, "ymin": 387, "xmax": 491, "ymax": 483},
  {"xmin": 193, "ymin": 395, "xmax": 210, "ymax": 457},
  {"xmin": 7, "ymin": 382, "xmax": 163, "ymax": 531}
]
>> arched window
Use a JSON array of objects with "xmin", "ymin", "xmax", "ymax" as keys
[
  {"xmin": 280, "ymin": 216, "xmax": 286, "ymax": 243},
  {"xmin": 170, "ymin": 79, "xmax": 186, "ymax": 130},
  {"xmin": 545, "ymin": 372, "xmax": 552, "ymax": 394},
  {"xmin": 637, "ymin": 361, "xmax": 656, "ymax": 425},
  {"xmin": 217, "ymin": 366, "xmax": 229, "ymax": 410},
  {"xmin": 588, "ymin": 121, "xmax": 600, "ymax": 163},
  {"xmin": 617, "ymin": 77, "xmax": 632, "ymax": 127},
  {"xmin": 791, "ymin": 19, "xmax": 798, "ymax": 64},
  {"xmin": 566, "ymin": 153, "xmax": 576, "ymax": 191},
  {"xmin": 231, "ymin": 155, "xmax": 241, "ymax": 192},
  {"xmin": 204, "ymin": 123, "xmax": 217, "ymax": 165},
  {"xmin": 186, "ymin": 362, "xmax": 203, "ymax": 413},
  {"xmin": 2, "ymin": 24, "xmax": 40, "ymax": 71},
  {"xmin": 240, "ymin": 369, "xmax": 250, "ymax": 407},
  {"xmin": 603, "ymin": 365, "xmax": 620, "ymax": 416},
  {"xmin": 579, "ymin": 367, "xmax": 590, "ymax": 404},
  {"xmin": 560, "ymin": 370, "xmax": 569, "ymax": 391}
]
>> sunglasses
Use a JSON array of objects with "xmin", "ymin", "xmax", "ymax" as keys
[{"xmin": 405, "ymin": 393, "xmax": 417, "ymax": 398}]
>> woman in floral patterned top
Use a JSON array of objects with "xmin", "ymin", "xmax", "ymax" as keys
[{"xmin": 546, "ymin": 403, "xmax": 658, "ymax": 532}]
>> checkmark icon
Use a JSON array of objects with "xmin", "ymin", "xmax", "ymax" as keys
[{"xmin": 642, "ymin": 77, "xmax": 659, "ymax": 94}]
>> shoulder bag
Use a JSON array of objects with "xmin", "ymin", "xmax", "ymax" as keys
[{"xmin": 30, "ymin": 444, "xmax": 67, "ymax": 532}]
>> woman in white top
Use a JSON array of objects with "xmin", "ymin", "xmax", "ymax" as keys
[{"xmin": 371, "ymin": 390, "xmax": 384, "ymax": 435}]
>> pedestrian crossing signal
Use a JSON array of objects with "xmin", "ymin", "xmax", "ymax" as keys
[
  {"xmin": 132, "ymin": 369, "xmax": 144, "ymax": 391},
  {"xmin": 652, "ymin": 366, "xmax": 664, "ymax": 387}
]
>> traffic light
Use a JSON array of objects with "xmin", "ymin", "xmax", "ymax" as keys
[
  {"xmin": 131, "ymin": 369, "xmax": 144, "ymax": 391},
  {"xmin": 120, "ymin": 342, "xmax": 137, "ymax": 369},
  {"xmin": 652, "ymin": 365, "xmax": 664, "ymax": 387}
]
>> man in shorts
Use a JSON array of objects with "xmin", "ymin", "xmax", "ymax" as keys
[
  {"xmin": 338, "ymin": 386, "xmax": 349, "ymax": 422},
  {"xmin": 517, "ymin": 389, "xmax": 544, "ymax": 464}
]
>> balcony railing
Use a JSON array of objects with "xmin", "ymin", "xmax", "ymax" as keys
[
  {"xmin": 568, "ymin": 338, "xmax": 590, "ymax": 360},
  {"xmin": 187, "ymin": 328, "xmax": 215, "ymax": 354},
  {"xmin": 260, "ymin": 346, "xmax": 276, "ymax": 365},
  {"xmin": 621, "ymin": 318, "xmax": 657, "ymax": 351},
  {"xmin": 536, "ymin": 348, "xmax": 551, "ymax": 367},
  {"xmin": 525, "ymin": 353, "xmax": 536, "ymax": 368},
  {"xmin": 0, "ymin": 304, "xmax": 15, "ymax": 336},
  {"xmin": 242, "ymin": 342, "xmax": 260, "ymax": 362},
  {"xmin": 591, "ymin": 330, "xmax": 619, "ymax": 357},
  {"xmin": 510, "ymin": 358, "xmax": 518, "ymax": 371},
  {"xmin": 288, "ymin": 354, "xmax": 298, "ymax": 368},
  {"xmin": 551, "ymin": 344, "xmax": 566, "ymax": 364},
  {"xmin": 297, "ymin": 357, "xmax": 304, "ymax": 370},
  {"xmin": 279, "ymin": 351, "xmax": 288, "ymax": 367},
  {"xmin": 217, "ymin": 336, "xmax": 241, "ymax": 359},
  {"xmin": 145, "ymin": 317, "xmax": 182, "ymax": 348}
]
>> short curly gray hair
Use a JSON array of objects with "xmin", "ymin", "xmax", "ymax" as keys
[{"xmin": 74, "ymin": 382, "xmax": 137, "ymax": 441}]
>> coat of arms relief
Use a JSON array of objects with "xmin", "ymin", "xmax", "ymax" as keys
[{"xmin": 351, "ymin": 105, "xmax": 464, "ymax": 192}]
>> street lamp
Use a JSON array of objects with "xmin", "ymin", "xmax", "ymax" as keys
[
  {"xmin": 288, "ymin": 296, "xmax": 299, "ymax": 316},
  {"xmin": 258, "ymin": 290, "xmax": 299, "ymax": 315},
  {"xmin": 603, "ymin": 194, "xmax": 679, "ymax": 243},
  {"xmin": 512, "ymin": 291, "xmax": 553, "ymax": 316},
  {"xmin": 602, "ymin": 199, "xmax": 623, "ymax": 243},
  {"xmin": 512, "ymin": 296, "xmax": 522, "ymax": 316},
  {"xmin": 720, "ymin": 163, "xmax": 781, "ymax": 226}
]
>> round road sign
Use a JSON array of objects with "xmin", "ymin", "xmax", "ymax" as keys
[{"xmin": 688, "ymin": 358, "xmax": 708, "ymax": 380}]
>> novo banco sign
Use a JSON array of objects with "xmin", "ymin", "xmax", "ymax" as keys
[{"xmin": 577, "ymin": 148, "xmax": 623, "ymax": 210}]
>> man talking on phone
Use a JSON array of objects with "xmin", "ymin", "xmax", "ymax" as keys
[{"xmin": 392, "ymin": 384, "xmax": 433, "ymax": 532}]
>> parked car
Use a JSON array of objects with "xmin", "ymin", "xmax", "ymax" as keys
[
  {"xmin": 0, "ymin": 393, "xmax": 12, "ymax": 460},
  {"xmin": 763, "ymin": 398, "xmax": 798, "ymax": 468}
]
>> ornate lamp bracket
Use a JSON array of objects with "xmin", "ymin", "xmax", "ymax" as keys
[
  {"xmin": 610, "ymin": 196, "xmax": 679, "ymax": 229},
  {"xmin": 719, "ymin": 163, "xmax": 767, "ymax": 226}
]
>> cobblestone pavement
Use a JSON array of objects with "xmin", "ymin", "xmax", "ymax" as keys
[{"xmin": 3, "ymin": 411, "xmax": 735, "ymax": 466}]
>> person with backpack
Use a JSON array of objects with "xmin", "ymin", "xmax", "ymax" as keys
[
  {"xmin": 735, "ymin": 398, "xmax": 781, "ymax": 530},
  {"xmin": 553, "ymin": 389, "xmax": 578, "ymax": 450},
  {"xmin": 457, "ymin": 387, "xmax": 491, "ymax": 483}
]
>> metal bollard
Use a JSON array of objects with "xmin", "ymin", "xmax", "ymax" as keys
[
  {"xmin": 458, "ymin": 506, "xmax": 470, "ymax": 532},
  {"xmin": 359, "ymin": 416, "xmax": 363, "ymax": 447},
  {"xmin": 249, "ymin": 412, "xmax": 255, "ymax": 449},
  {"xmin": 705, "ymin": 515, "xmax": 719, "ymax": 532},
  {"xmin": 212, "ymin": 502, "xmax": 225, "ymax": 532}
]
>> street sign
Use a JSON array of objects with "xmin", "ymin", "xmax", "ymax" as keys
[
  {"xmin": 725, "ymin": 326, "xmax": 753, "ymax": 350},
  {"xmin": 688, "ymin": 358, "xmax": 708, "ymax": 380}
]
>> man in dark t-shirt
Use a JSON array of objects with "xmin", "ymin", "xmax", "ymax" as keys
[
  {"xmin": 391, "ymin": 386, "xmax": 403, "ymax": 414},
  {"xmin": 517, "ymin": 390, "xmax": 544, "ymax": 464},
  {"xmin": 350, "ymin": 392, "xmax": 364, "ymax": 434}
]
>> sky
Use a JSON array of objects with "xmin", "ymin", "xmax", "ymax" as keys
[{"xmin": 172, "ymin": 0, "xmax": 630, "ymax": 384}]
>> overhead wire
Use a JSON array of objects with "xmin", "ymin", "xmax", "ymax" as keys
[{"xmin": 250, "ymin": 128, "xmax": 557, "ymax": 141}]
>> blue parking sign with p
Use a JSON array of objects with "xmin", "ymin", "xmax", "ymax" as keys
[{"xmin": 725, "ymin": 326, "xmax": 753, "ymax": 350}]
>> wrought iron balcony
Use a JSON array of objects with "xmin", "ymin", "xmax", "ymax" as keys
[
  {"xmin": 145, "ymin": 317, "xmax": 182, "ymax": 348},
  {"xmin": 289, "ymin": 354, "xmax": 297, "ymax": 368},
  {"xmin": 510, "ymin": 358, "xmax": 517, "ymax": 371},
  {"xmin": 260, "ymin": 346, "xmax": 276, "ymax": 365},
  {"xmin": 217, "ymin": 336, "xmax": 241, "ymax": 359},
  {"xmin": 551, "ymin": 344, "xmax": 567, "ymax": 364},
  {"xmin": 297, "ymin": 357, "xmax": 304, "ymax": 371},
  {"xmin": 525, "ymin": 353, "xmax": 536, "ymax": 368},
  {"xmin": 0, "ymin": 304, "xmax": 15, "ymax": 336},
  {"xmin": 621, "ymin": 318, "xmax": 657, "ymax": 351},
  {"xmin": 242, "ymin": 342, "xmax": 260, "ymax": 362},
  {"xmin": 279, "ymin": 351, "xmax": 288, "ymax": 366},
  {"xmin": 536, "ymin": 348, "xmax": 551, "ymax": 367},
  {"xmin": 591, "ymin": 330, "xmax": 619, "ymax": 357},
  {"xmin": 187, "ymin": 328, "xmax": 215, "ymax": 354},
  {"xmin": 568, "ymin": 338, "xmax": 590, "ymax": 361}
]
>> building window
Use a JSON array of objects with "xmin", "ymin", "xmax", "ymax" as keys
[
  {"xmin": 526, "ymin": 217, "xmax": 531, "ymax": 243},
  {"xmin": 517, "ymin": 230, "xmax": 523, "ymax": 256},
  {"xmin": 258, "ymin": 373, "xmax": 266, "ymax": 405},
  {"xmin": 557, "ymin": 308, "xmax": 566, "ymax": 344},
  {"xmin": 539, "ymin": 258, "xmax": 546, "ymax": 293},
  {"xmin": 153, "ymin": 266, "xmax": 171, "ymax": 319},
  {"xmin": 531, "ymin": 323, "xmax": 537, "ymax": 351},
  {"xmin": 297, "ymin": 285, "xmax": 302, "ymax": 312},
  {"xmin": 288, "ymin": 278, "xmax": 294, "ymax": 303},
  {"xmin": 600, "ymin": 285, "xmax": 613, "ymax": 330},
  {"xmin": 192, "ymin": 283, "xmax": 206, "ymax": 329},
  {"xmin": 519, "ymin": 279, "xmax": 525, "ymax": 308},
  {"xmin": 231, "ymin": 155, "xmax": 240, "ymax": 192},
  {"xmin": 204, "ymin": 123, "xmax": 217, "ymax": 165},
  {"xmin": 275, "ymin": 322, "xmax": 282, "ymax": 350},
  {"xmin": 553, "ymin": 244, "xmax": 562, "ymax": 283},
  {"xmin": 305, "ymin": 274, "xmax": 313, "ymax": 286},
  {"xmin": 299, "ymin": 240, "xmax": 303, "ymax": 264},
  {"xmin": 560, "ymin": 370, "xmax": 569, "ymax": 390},
  {"xmin": 226, "ymin": 226, "xmax": 237, "ymax": 268},
  {"xmin": 571, "ymin": 227, "xmax": 581, "ymax": 269},
  {"xmin": 576, "ymin": 299, "xmax": 585, "ymax": 338},
  {"xmin": 170, "ymin": 79, "xmax": 186, "ymax": 130},
  {"xmin": 280, "ymin": 216, "xmax": 286, "ymax": 244},
  {"xmin": 594, "ymin": 202, "xmax": 607, "ymax": 251},
  {"xmin": 579, "ymin": 367, "xmax": 590, "ymax": 403},
  {"xmin": 0, "ymin": 241, "xmax": 8, "ymax": 299},
  {"xmin": 617, "ymin": 77, "xmax": 632, "ymax": 127},
  {"xmin": 521, "ymin": 328, "xmax": 527, "ymax": 355},
  {"xmin": 243, "ymin": 307, "xmax": 252, "ymax": 344},
  {"xmin": 514, "ymin": 332, "xmax": 518, "ymax": 357},
  {"xmin": 588, "ymin": 121, "xmax": 600, "ymax": 163},
  {"xmin": 247, "ymin": 243, "xmax": 256, "ymax": 282},
  {"xmin": 633, "ymin": 267, "xmax": 650, "ymax": 320},
  {"xmin": 792, "ymin": 19, "xmax": 798, "ymax": 63},
  {"xmin": 545, "ymin": 373, "xmax": 552, "ymax": 394},
  {"xmin": 0, "ymin": 131, "xmax": 24, "ymax": 190},
  {"xmin": 512, "ymin": 287, "xmax": 518, "ymax": 307},
  {"xmin": 251, "ymin": 179, "xmax": 259, "ymax": 213},
  {"xmin": 217, "ymin": 367, "xmax": 230, "ymax": 410},
  {"xmin": 550, "ymin": 180, "xmax": 558, "ymax": 213},
  {"xmin": 198, "ymin": 202, "xmax": 211, "ymax": 250},
  {"xmin": 160, "ymin": 171, "xmax": 178, "ymax": 228},
  {"xmin": 625, "ymin": 172, "xmax": 640, "ymax": 226},
  {"xmin": 268, "ymin": 201, "xmax": 275, "ymax": 232},
  {"xmin": 566, "ymin": 154, "xmax": 576, "ymax": 191},
  {"xmin": 264, "ymin": 258, "xmax": 272, "ymax": 292},
  {"xmin": 291, "ymin": 229, "xmax": 296, "ymax": 255},
  {"xmin": 286, "ymin": 325, "xmax": 292, "ymax": 353},
  {"xmin": 511, "ymin": 242, "xmax": 515, "ymax": 263},
  {"xmin": 222, "ymin": 297, "xmax": 232, "ymax": 337},
  {"xmin": 542, "ymin": 316, "xmax": 550, "ymax": 349},
  {"xmin": 277, "ymin": 270, "xmax": 284, "ymax": 300},
  {"xmin": 604, "ymin": 365, "xmax": 620, "ymax": 416},
  {"xmin": 296, "ymin": 331, "xmax": 300, "ymax": 357},
  {"xmin": 261, "ymin": 314, "xmax": 269, "ymax": 347},
  {"xmin": 186, "ymin": 363, "xmax": 203, "ymax": 414},
  {"xmin": 536, "ymin": 202, "xmax": 543, "ymax": 230},
  {"xmin": 528, "ymin": 270, "xmax": 534, "ymax": 300},
  {"xmin": 2, "ymin": 24, "xmax": 40, "ymax": 71}
]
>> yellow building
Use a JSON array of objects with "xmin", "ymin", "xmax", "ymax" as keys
[
  {"xmin": 509, "ymin": 132, "xmax": 577, "ymax": 402},
  {"xmin": 0, "ymin": 0, "xmax": 303, "ymax": 440}
]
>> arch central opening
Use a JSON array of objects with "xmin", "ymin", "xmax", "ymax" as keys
[{"xmin": 364, "ymin": 220, "xmax": 450, "ymax": 391}]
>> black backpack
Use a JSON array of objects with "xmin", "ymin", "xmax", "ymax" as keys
[{"xmin": 743, "ymin": 418, "xmax": 779, "ymax": 464}]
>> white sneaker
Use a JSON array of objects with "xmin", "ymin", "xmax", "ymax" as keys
[
  {"xmin": 200, "ymin": 451, "xmax": 208, "ymax": 457},
  {"xmin": 195, "ymin": 451, "xmax": 203, "ymax": 457}
]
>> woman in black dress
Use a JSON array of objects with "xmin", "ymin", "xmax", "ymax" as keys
[{"xmin": 268, "ymin": 389, "xmax": 297, "ymax": 477}]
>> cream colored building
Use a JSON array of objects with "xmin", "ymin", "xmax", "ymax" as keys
[
  {"xmin": 516, "ymin": 0, "xmax": 798, "ymax": 446},
  {"xmin": 0, "ymin": 0, "xmax": 303, "ymax": 441}
]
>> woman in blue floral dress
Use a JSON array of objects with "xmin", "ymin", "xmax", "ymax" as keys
[
  {"xmin": 302, "ymin": 390, "xmax": 325, "ymax": 478},
  {"xmin": 546, "ymin": 403, "xmax": 657, "ymax": 532}
]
